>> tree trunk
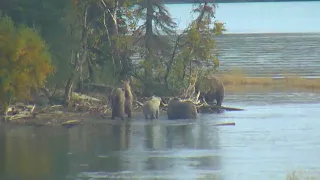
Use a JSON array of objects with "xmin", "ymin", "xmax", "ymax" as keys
[
  {"xmin": 196, "ymin": 1, "xmax": 208, "ymax": 30},
  {"xmin": 64, "ymin": 72, "xmax": 74, "ymax": 103},
  {"xmin": 78, "ymin": 3, "xmax": 89, "ymax": 93},
  {"xmin": 144, "ymin": 0, "xmax": 154, "ymax": 82},
  {"xmin": 65, "ymin": 51, "xmax": 78, "ymax": 103},
  {"xmin": 101, "ymin": 0, "xmax": 121, "ymax": 75},
  {"xmin": 164, "ymin": 34, "xmax": 181, "ymax": 89},
  {"xmin": 87, "ymin": 57, "xmax": 95, "ymax": 82},
  {"xmin": 102, "ymin": 11, "xmax": 116, "ymax": 70},
  {"xmin": 65, "ymin": 2, "xmax": 89, "ymax": 103}
]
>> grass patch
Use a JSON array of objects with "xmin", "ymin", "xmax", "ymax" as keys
[
  {"xmin": 216, "ymin": 69, "xmax": 320, "ymax": 93},
  {"xmin": 287, "ymin": 170, "xmax": 320, "ymax": 180}
]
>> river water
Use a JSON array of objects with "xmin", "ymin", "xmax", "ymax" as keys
[{"xmin": 1, "ymin": 91, "xmax": 320, "ymax": 180}]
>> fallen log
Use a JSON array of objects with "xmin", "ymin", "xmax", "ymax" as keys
[
  {"xmin": 6, "ymin": 113, "xmax": 33, "ymax": 121},
  {"xmin": 135, "ymin": 100, "xmax": 144, "ymax": 107},
  {"xmin": 214, "ymin": 122, "xmax": 236, "ymax": 126},
  {"xmin": 72, "ymin": 92, "xmax": 100, "ymax": 102},
  {"xmin": 4, "ymin": 104, "xmax": 36, "ymax": 121},
  {"xmin": 157, "ymin": 97, "xmax": 244, "ymax": 113},
  {"xmin": 199, "ymin": 104, "xmax": 245, "ymax": 111},
  {"xmin": 59, "ymin": 120, "xmax": 81, "ymax": 128},
  {"xmin": 39, "ymin": 105, "xmax": 64, "ymax": 112}
]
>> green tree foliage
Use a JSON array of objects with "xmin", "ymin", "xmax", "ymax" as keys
[
  {"xmin": 164, "ymin": 2, "xmax": 226, "ymax": 92},
  {"xmin": 0, "ymin": 14, "xmax": 53, "ymax": 110},
  {"xmin": 133, "ymin": 0, "xmax": 177, "ymax": 88},
  {"xmin": 0, "ymin": 0, "xmax": 226, "ymax": 99},
  {"xmin": 0, "ymin": 0, "xmax": 75, "ymax": 87},
  {"xmin": 68, "ymin": 0, "xmax": 140, "ymax": 84}
]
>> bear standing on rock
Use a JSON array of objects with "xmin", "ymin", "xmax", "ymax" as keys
[
  {"xmin": 142, "ymin": 96, "xmax": 162, "ymax": 120},
  {"xmin": 122, "ymin": 80, "xmax": 133, "ymax": 118},
  {"xmin": 167, "ymin": 98, "xmax": 197, "ymax": 120},
  {"xmin": 195, "ymin": 76, "xmax": 225, "ymax": 106},
  {"xmin": 111, "ymin": 88, "xmax": 126, "ymax": 120}
]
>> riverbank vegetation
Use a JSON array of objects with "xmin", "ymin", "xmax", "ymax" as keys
[
  {"xmin": 286, "ymin": 170, "xmax": 320, "ymax": 180},
  {"xmin": 218, "ymin": 69, "xmax": 320, "ymax": 93}
]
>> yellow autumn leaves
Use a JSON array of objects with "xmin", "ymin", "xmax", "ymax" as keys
[{"xmin": 0, "ymin": 14, "xmax": 54, "ymax": 108}]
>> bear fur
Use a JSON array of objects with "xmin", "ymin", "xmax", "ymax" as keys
[
  {"xmin": 167, "ymin": 98, "xmax": 197, "ymax": 120},
  {"xmin": 122, "ymin": 80, "xmax": 133, "ymax": 118},
  {"xmin": 195, "ymin": 76, "xmax": 225, "ymax": 106},
  {"xmin": 111, "ymin": 88, "xmax": 125, "ymax": 120},
  {"xmin": 142, "ymin": 96, "xmax": 162, "ymax": 120}
]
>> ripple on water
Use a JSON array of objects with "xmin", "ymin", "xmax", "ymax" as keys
[{"xmin": 75, "ymin": 170, "xmax": 222, "ymax": 180}]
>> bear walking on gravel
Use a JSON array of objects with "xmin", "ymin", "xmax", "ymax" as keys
[
  {"xmin": 122, "ymin": 80, "xmax": 133, "ymax": 118},
  {"xmin": 195, "ymin": 76, "xmax": 225, "ymax": 106},
  {"xmin": 167, "ymin": 98, "xmax": 197, "ymax": 120},
  {"xmin": 110, "ymin": 88, "xmax": 126, "ymax": 120},
  {"xmin": 143, "ymin": 96, "xmax": 162, "ymax": 120}
]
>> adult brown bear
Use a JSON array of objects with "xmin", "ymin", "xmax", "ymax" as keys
[
  {"xmin": 110, "ymin": 88, "xmax": 125, "ymax": 120},
  {"xmin": 195, "ymin": 76, "xmax": 225, "ymax": 106},
  {"xmin": 122, "ymin": 80, "xmax": 133, "ymax": 118},
  {"xmin": 167, "ymin": 98, "xmax": 197, "ymax": 120}
]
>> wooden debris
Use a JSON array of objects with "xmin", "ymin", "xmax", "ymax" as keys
[
  {"xmin": 155, "ymin": 73, "xmax": 244, "ymax": 113},
  {"xmin": 4, "ymin": 104, "xmax": 36, "ymax": 121},
  {"xmin": 39, "ymin": 105, "xmax": 63, "ymax": 112},
  {"xmin": 214, "ymin": 122, "xmax": 236, "ymax": 126},
  {"xmin": 59, "ymin": 120, "xmax": 81, "ymax": 128},
  {"xmin": 199, "ymin": 104, "xmax": 245, "ymax": 112},
  {"xmin": 135, "ymin": 100, "xmax": 144, "ymax": 107}
]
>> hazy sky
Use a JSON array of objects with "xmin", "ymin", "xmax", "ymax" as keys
[{"xmin": 166, "ymin": 1, "xmax": 320, "ymax": 33}]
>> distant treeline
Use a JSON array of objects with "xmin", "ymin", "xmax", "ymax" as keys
[{"xmin": 163, "ymin": 0, "xmax": 319, "ymax": 3}]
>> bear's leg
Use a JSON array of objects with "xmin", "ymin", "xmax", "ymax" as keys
[
  {"xmin": 150, "ymin": 112, "xmax": 156, "ymax": 119},
  {"xmin": 125, "ymin": 102, "xmax": 132, "ymax": 118},
  {"xmin": 155, "ymin": 109, "xmax": 159, "ymax": 119},
  {"xmin": 111, "ymin": 108, "xmax": 116, "ymax": 120},
  {"xmin": 120, "ymin": 114, "xmax": 125, "ymax": 121},
  {"xmin": 145, "ymin": 113, "xmax": 149, "ymax": 120},
  {"xmin": 127, "ymin": 107, "xmax": 132, "ymax": 118},
  {"xmin": 216, "ymin": 95, "xmax": 223, "ymax": 106}
]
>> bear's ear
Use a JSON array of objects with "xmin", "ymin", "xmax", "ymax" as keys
[{"xmin": 121, "ymin": 79, "xmax": 130, "ymax": 84}]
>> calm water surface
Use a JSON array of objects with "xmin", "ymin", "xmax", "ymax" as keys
[{"xmin": 1, "ymin": 92, "xmax": 320, "ymax": 180}]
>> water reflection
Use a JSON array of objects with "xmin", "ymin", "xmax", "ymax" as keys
[
  {"xmin": 145, "ymin": 121, "xmax": 166, "ymax": 150},
  {"xmin": 67, "ymin": 122, "xmax": 132, "ymax": 175},
  {"xmin": 1, "ymin": 126, "xmax": 69, "ymax": 180}
]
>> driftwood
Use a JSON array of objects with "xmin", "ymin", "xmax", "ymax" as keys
[
  {"xmin": 135, "ymin": 100, "xmax": 144, "ymax": 107},
  {"xmin": 59, "ymin": 120, "xmax": 81, "ymax": 128},
  {"xmin": 214, "ymin": 122, "xmax": 236, "ymax": 126},
  {"xmin": 178, "ymin": 72, "xmax": 245, "ymax": 113},
  {"xmin": 81, "ymin": 83, "xmax": 115, "ymax": 95},
  {"xmin": 4, "ymin": 104, "xmax": 36, "ymax": 121},
  {"xmin": 199, "ymin": 104, "xmax": 244, "ymax": 111},
  {"xmin": 156, "ymin": 73, "xmax": 244, "ymax": 113},
  {"xmin": 3, "ymin": 91, "xmax": 111, "ymax": 122},
  {"xmin": 39, "ymin": 105, "xmax": 64, "ymax": 113}
]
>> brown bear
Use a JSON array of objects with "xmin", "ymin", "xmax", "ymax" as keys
[
  {"xmin": 142, "ymin": 96, "xmax": 162, "ymax": 120},
  {"xmin": 110, "ymin": 88, "xmax": 125, "ymax": 120},
  {"xmin": 195, "ymin": 76, "xmax": 225, "ymax": 106},
  {"xmin": 122, "ymin": 80, "xmax": 133, "ymax": 118},
  {"xmin": 167, "ymin": 98, "xmax": 197, "ymax": 120}
]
